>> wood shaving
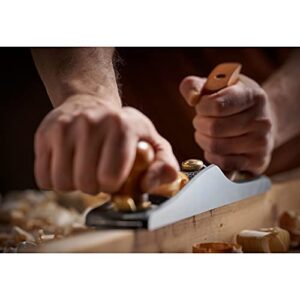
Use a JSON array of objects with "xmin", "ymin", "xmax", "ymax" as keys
[{"xmin": 0, "ymin": 190, "xmax": 109, "ymax": 252}]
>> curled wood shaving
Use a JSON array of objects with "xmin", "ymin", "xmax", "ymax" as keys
[
  {"xmin": 279, "ymin": 211, "xmax": 300, "ymax": 248},
  {"xmin": 236, "ymin": 227, "xmax": 290, "ymax": 253},
  {"xmin": 192, "ymin": 242, "xmax": 242, "ymax": 253}
]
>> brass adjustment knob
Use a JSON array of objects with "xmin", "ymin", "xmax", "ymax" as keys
[{"xmin": 181, "ymin": 159, "xmax": 204, "ymax": 172}]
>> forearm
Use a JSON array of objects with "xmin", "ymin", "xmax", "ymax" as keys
[
  {"xmin": 31, "ymin": 47, "xmax": 121, "ymax": 107},
  {"xmin": 263, "ymin": 49, "xmax": 300, "ymax": 148}
]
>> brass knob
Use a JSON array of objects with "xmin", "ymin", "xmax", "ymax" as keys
[{"xmin": 181, "ymin": 159, "xmax": 204, "ymax": 172}]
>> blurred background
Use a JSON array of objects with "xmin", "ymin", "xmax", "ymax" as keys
[{"xmin": 0, "ymin": 47, "xmax": 291, "ymax": 193}]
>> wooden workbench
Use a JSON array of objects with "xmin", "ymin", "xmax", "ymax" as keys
[{"xmin": 35, "ymin": 168, "xmax": 300, "ymax": 253}]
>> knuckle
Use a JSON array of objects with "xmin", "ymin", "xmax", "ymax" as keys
[
  {"xmin": 196, "ymin": 134, "xmax": 228, "ymax": 155},
  {"xmin": 255, "ymin": 135, "xmax": 269, "ymax": 149},
  {"xmin": 255, "ymin": 89, "xmax": 268, "ymax": 104},
  {"xmin": 146, "ymin": 120, "xmax": 157, "ymax": 136},
  {"xmin": 217, "ymin": 157, "xmax": 231, "ymax": 170},
  {"xmin": 192, "ymin": 116, "xmax": 199, "ymax": 129},
  {"xmin": 179, "ymin": 76, "xmax": 200, "ymax": 94},
  {"xmin": 234, "ymin": 82, "xmax": 255, "ymax": 105},
  {"xmin": 253, "ymin": 92, "xmax": 268, "ymax": 112},
  {"xmin": 75, "ymin": 113, "xmax": 91, "ymax": 127},
  {"xmin": 109, "ymin": 111, "xmax": 122, "ymax": 124},
  {"xmin": 158, "ymin": 136, "xmax": 172, "ymax": 151},
  {"xmin": 259, "ymin": 118, "xmax": 272, "ymax": 132},
  {"xmin": 243, "ymin": 85, "xmax": 253, "ymax": 101},
  {"xmin": 251, "ymin": 156, "xmax": 267, "ymax": 172},
  {"xmin": 57, "ymin": 115, "xmax": 72, "ymax": 126},
  {"xmin": 46, "ymin": 122, "xmax": 69, "ymax": 143},
  {"xmin": 207, "ymin": 120, "xmax": 222, "ymax": 136},
  {"xmin": 181, "ymin": 76, "xmax": 196, "ymax": 86},
  {"xmin": 214, "ymin": 87, "xmax": 239, "ymax": 112},
  {"xmin": 162, "ymin": 163, "xmax": 178, "ymax": 180},
  {"xmin": 107, "ymin": 112, "xmax": 129, "ymax": 133},
  {"xmin": 41, "ymin": 115, "xmax": 68, "ymax": 134},
  {"xmin": 56, "ymin": 118, "xmax": 71, "ymax": 135},
  {"xmin": 226, "ymin": 86, "xmax": 240, "ymax": 101},
  {"xmin": 136, "ymin": 113, "xmax": 153, "ymax": 129},
  {"xmin": 257, "ymin": 156, "xmax": 268, "ymax": 167},
  {"xmin": 212, "ymin": 94, "xmax": 236, "ymax": 115},
  {"xmin": 207, "ymin": 139, "xmax": 223, "ymax": 154},
  {"xmin": 213, "ymin": 98, "xmax": 228, "ymax": 115},
  {"xmin": 37, "ymin": 114, "xmax": 72, "ymax": 141}
]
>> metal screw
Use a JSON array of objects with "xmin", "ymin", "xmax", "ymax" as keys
[{"xmin": 181, "ymin": 159, "xmax": 204, "ymax": 172}]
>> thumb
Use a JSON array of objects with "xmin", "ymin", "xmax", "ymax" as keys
[
  {"xmin": 140, "ymin": 137, "xmax": 179, "ymax": 193},
  {"xmin": 179, "ymin": 76, "xmax": 207, "ymax": 107}
]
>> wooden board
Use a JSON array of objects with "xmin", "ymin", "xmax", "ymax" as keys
[{"xmin": 35, "ymin": 169, "xmax": 300, "ymax": 253}]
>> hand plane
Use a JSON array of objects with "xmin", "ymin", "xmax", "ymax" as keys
[{"xmin": 85, "ymin": 63, "xmax": 272, "ymax": 230}]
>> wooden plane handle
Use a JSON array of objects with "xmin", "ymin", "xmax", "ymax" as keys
[
  {"xmin": 115, "ymin": 141, "xmax": 188, "ymax": 202},
  {"xmin": 117, "ymin": 141, "xmax": 155, "ymax": 200},
  {"xmin": 202, "ymin": 62, "xmax": 242, "ymax": 95}
]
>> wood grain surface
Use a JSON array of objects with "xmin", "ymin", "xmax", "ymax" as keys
[{"xmin": 35, "ymin": 168, "xmax": 300, "ymax": 253}]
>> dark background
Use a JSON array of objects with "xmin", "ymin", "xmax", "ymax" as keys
[{"xmin": 0, "ymin": 47, "xmax": 291, "ymax": 194}]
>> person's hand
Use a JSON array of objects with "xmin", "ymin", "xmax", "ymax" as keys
[
  {"xmin": 34, "ymin": 94, "xmax": 179, "ymax": 194},
  {"xmin": 179, "ymin": 74, "xmax": 276, "ymax": 175}
]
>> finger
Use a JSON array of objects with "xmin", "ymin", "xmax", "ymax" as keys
[
  {"xmin": 205, "ymin": 151, "xmax": 270, "ymax": 175},
  {"xmin": 34, "ymin": 133, "xmax": 52, "ymax": 190},
  {"xmin": 204, "ymin": 151, "xmax": 250, "ymax": 172},
  {"xmin": 73, "ymin": 117, "xmax": 104, "ymax": 195},
  {"xmin": 195, "ymin": 131, "xmax": 268, "ymax": 156},
  {"xmin": 179, "ymin": 76, "xmax": 207, "ymax": 106},
  {"xmin": 45, "ymin": 121, "xmax": 75, "ymax": 192},
  {"xmin": 97, "ymin": 122, "xmax": 138, "ymax": 194},
  {"xmin": 192, "ymin": 102, "xmax": 268, "ymax": 138},
  {"xmin": 195, "ymin": 80, "xmax": 258, "ymax": 117},
  {"xmin": 51, "ymin": 143, "xmax": 74, "ymax": 192}
]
